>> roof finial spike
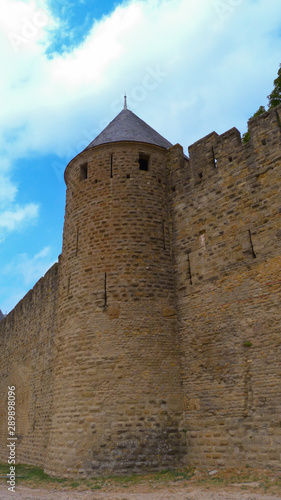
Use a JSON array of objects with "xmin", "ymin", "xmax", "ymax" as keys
[{"xmin": 124, "ymin": 93, "xmax": 127, "ymax": 110}]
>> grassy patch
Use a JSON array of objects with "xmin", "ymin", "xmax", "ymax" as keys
[
  {"xmin": 0, "ymin": 463, "xmax": 194, "ymax": 490},
  {"xmin": 69, "ymin": 481, "xmax": 80, "ymax": 488},
  {"xmin": 0, "ymin": 463, "xmax": 280, "ymax": 495},
  {"xmin": 0, "ymin": 463, "xmax": 66, "ymax": 484}
]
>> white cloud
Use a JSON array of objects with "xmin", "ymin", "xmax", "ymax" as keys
[
  {"xmin": 2, "ymin": 246, "xmax": 54, "ymax": 285},
  {"xmin": 0, "ymin": 203, "xmax": 39, "ymax": 240},
  {"xmin": 0, "ymin": 1, "xmax": 52, "ymax": 240},
  {"xmin": 1, "ymin": 0, "xmax": 281, "ymax": 158},
  {"xmin": 0, "ymin": 0, "xmax": 280, "ymax": 313},
  {"xmin": 0, "ymin": 176, "xmax": 17, "ymax": 207},
  {"xmin": 0, "ymin": 244, "xmax": 56, "ymax": 313},
  {"xmin": 1, "ymin": 0, "xmax": 281, "ymax": 233}
]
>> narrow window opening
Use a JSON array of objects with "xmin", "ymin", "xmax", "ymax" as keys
[
  {"xmin": 76, "ymin": 228, "xmax": 79, "ymax": 256},
  {"xmin": 104, "ymin": 272, "xmax": 107, "ymax": 308},
  {"xmin": 248, "ymin": 230, "xmax": 257, "ymax": 259},
  {"xmin": 262, "ymin": 139, "xmax": 266, "ymax": 146},
  {"xmin": 212, "ymin": 147, "xmax": 218, "ymax": 168},
  {"xmin": 139, "ymin": 153, "xmax": 149, "ymax": 171},
  {"xmin": 172, "ymin": 186, "xmax": 176, "ymax": 192},
  {"xmin": 229, "ymin": 156, "xmax": 233, "ymax": 162},
  {"xmin": 110, "ymin": 154, "xmax": 113, "ymax": 178},
  {"xmin": 198, "ymin": 172, "xmax": 203, "ymax": 179},
  {"xmin": 80, "ymin": 163, "xmax": 88, "ymax": 181},
  {"xmin": 158, "ymin": 178, "xmax": 161, "ymax": 184},
  {"xmin": 187, "ymin": 253, "xmax": 193, "ymax": 285},
  {"xmin": 162, "ymin": 221, "xmax": 166, "ymax": 250},
  {"xmin": 95, "ymin": 179, "xmax": 98, "ymax": 184},
  {"xmin": 126, "ymin": 174, "xmax": 130, "ymax": 179}
]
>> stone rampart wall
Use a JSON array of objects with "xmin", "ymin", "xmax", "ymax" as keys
[
  {"xmin": 1, "ymin": 105, "xmax": 281, "ymax": 475},
  {"xmin": 169, "ymin": 104, "xmax": 281, "ymax": 469},
  {"xmin": 0, "ymin": 263, "xmax": 59, "ymax": 467}
]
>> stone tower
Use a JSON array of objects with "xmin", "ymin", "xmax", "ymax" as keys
[{"xmin": 45, "ymin": 104, "xmax": 186, "ymax": 477}]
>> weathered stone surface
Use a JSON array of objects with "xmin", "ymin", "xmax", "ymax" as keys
[
  {"xmin": 0, "ymin": 104, "xmax": 281, "ymax": 476},
  {"xmin": 162, "ymin": 307, "xmax": 176, "ymax": 318},
  {"xmin": 168, "ymin": 104, "xmax": 281, "ymax": 470},
  {"xmin": 107, "ymin": 306, "xmax": 120, "ymax": 319},
  {"xmin": 44, "ymin": 141, "xmax": 185, "ymax": 477},
  {"xmin": 0, "ymin": 264, "xmax": 59, "ymax": 469}
]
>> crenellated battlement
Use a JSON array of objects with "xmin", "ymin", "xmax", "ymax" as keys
[
  {"xmin": 171, "ymin": 105, "xmax": 281, "ymax": 189},
  {"xmin": 248, "ymin": 103, "xmax": 281, "ymax": 147}
]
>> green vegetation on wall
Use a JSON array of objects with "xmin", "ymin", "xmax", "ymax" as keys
[{"xmin": 242, "ymin": 63, "xmax": 281, "ymax": 143}]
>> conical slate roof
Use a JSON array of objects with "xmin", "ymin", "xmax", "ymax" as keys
[{"xmin": 85, "ymin": 108, "xmax": 172, "ymax": 150}]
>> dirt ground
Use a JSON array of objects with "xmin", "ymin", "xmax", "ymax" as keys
[
  {"xmin": 0, "ymin": 482, "xmax": 281, "ymax": 500},
  {"xmin": 1, "ymin": 466, "xmax": 281, "ymax": 500}
]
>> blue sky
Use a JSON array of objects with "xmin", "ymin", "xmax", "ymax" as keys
[{"xmin": 1, "ymin": 0, "xmax": 281, "ymax": 313}]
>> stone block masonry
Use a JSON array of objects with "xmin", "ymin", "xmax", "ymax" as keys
[
  {"xmin": 0, "ymin": 104, "xmax": 281, "ymax": 476},
  {"xmin": 0, "ymin": 263, "xmax": 59, "ymax": 466},
  {"xmin": 45, "ymin": 141, "xmax": 186, "ymax": 477},
  {"xmin": 168, "ymin": 104, "xmax": 281, "ymax": 469}
]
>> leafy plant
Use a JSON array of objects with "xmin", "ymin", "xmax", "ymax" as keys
[
  {"xmin": 242, "ymin": 106, "xmax": 266, "ymax": 143},
  {"xmin": 242, "ymin": 63, "xmax": 281, "ymax": 143},
  {"xmin": 268, "ymin": 64, "xmax": 281, "ymax": 109}
]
